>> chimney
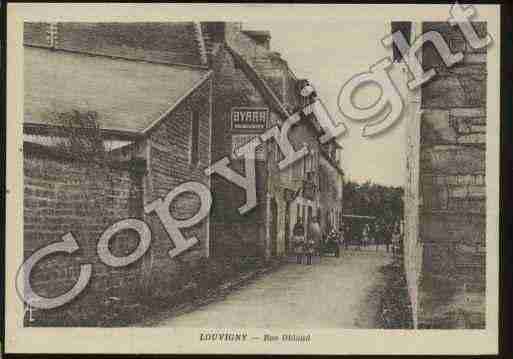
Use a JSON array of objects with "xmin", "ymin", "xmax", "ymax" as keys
[
  {"xmin": 241, "ymin": 30, "xmax": 271, "ymax": 50},
  {"xmin": 46, "ymin": 22, "xmax": 59, "ymax": 49},
  {"xmin": 201, "ymin": 22, "xmax": 242, "ymax": 65},
  {"xmin": 201, "ymin": 22, "xmax": 226, "ymax": 43},
  {"xmin": 194, "ymin": 22, "xmax": 208, "ymax": 66}
]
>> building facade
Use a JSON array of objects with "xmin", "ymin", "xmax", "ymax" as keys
[
  {"xmin": 22, "ymin": 23, "xmax": 345, "ymax": 316},
  {"xmin": 401, "ymin": 21, "xmax": 487, "ymax": 329},
  {"xmin": 203, "ymin": 23, "xmax": 345, "ymax": 258}
]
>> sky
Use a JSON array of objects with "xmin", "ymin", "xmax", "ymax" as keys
[{"xmin": 245, "ymin": 21, "xmax": 407, "ymax": 187}]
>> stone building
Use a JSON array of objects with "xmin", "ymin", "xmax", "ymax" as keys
[{"xmin": 400, "ymin": 21, "xmax": 487, "ymax": 328}]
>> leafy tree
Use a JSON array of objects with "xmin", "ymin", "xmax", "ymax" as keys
[
  {"xmin": 49, "ymin": 109, "xmax": 106, "ymax": 161},
  {"xmin": 343, "ymin": 180, "xmax": 404, "ymax": 223}
]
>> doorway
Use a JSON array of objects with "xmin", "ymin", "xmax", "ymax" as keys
[{"xmin": 270, "ymin": 198, "xmax": 278, "ymax": 256}]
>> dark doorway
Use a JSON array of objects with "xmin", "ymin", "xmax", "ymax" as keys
[
  {"xmin": 270, "ymin": 198, "xmax": 278, "ymax": 257},
  {"xmin": 284, "ymin": 201, "xmax": 291, "ymax": 253}
]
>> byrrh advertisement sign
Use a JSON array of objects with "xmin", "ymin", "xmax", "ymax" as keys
[{"xmin": 231, "ymin": 107, "xmax": 268, "ymax": 133}]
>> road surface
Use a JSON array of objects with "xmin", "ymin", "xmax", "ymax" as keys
[{"xmin": 149, "ymin": 248, "xmax": 393, "ymax": 329}]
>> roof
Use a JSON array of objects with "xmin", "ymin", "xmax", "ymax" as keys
[
  {"xmin": 24, "ymin": 22, "xmax": 206, "ymax": 67},
  {"xmin": 227, "ymin": 45, "xmax": 345, "ymax": 176},
  {"xmin": 226, "ymin": 45, "xmax": 290, "ymax": 120},
  {"xmin": 24, "ymin": 46, "xmax": 211, "ymax": 133},
  {"xmin": 24, "ymin": 133, "xmax": 133, "ymax": 151},
  {"xmin": 342, "ymin": 214, "xmax": 376, "ymax": 219},
  {"xmin": 241, "ymin": 30, "xmax": 271, "ymax": 43}
]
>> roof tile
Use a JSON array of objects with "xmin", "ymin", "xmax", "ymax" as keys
[
  {"xmin": 24, "ymin": 46, "xmax": 210, "ymax": 133},
  {"xmin": 24, "ymin": 22, "xmax": 204, "ymax": 67}
]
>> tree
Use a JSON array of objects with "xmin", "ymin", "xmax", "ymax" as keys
[
  {"xmin": 343, "ymin": 180, "xmax": 404, "ymax": 222},
  {"xmin": 49, "ymin": 109, "xmax": 106, "ymax": 161}
]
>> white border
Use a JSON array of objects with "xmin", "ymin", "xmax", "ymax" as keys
[{"xmin": 5, "ymin": 3, "xmax": 500, "ymax": 355}]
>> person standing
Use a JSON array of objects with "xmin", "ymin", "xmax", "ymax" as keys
[
  {"xmin": 375, "ymin": 222, "xmax": 380, "ymax": 251},
  {"xmin": 355, "ymin": 223, "xmax": 362, "ymax": 251},
  {"xmin": 292, "ymin": 221, "xmax": 305, "ymax": 264},
  {"xmin": 362, "ymin": 224, "xmax": 370, "ymax": 250},
  {"xmin": 384, "ymin": 223, "xmax": 392, "ymax": 253},
  {"xmin": 329, "ymin": 228, "xmax": 340, "ymax": 257},
  {"xmin": 368, "ymin": 222, "xmax": 376, "ymax": 252},
  {"xmin": 376, "ymin": 220, "xmax": 385, "ymax": 252},
  {"xmin": 338, "ymin": 225, "xmax": 345, "ymax": 253},
  {"xmin": 304, "ymin": 236, "xmax": 315, "ymax": 265},
  {"xmin": 307, "ymin": 218, "xmax": 322, "ymax": 265},
  {"xmin": 344, "ymin": 223, "xmax": 350, "ymax": 250},
  {"xmin": 392, "ymin": 220, "xmax": 400, "ymax": 256}
]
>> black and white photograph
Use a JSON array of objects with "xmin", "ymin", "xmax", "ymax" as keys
[{"xmin": 4, "ymin": 3, "xmax": 501, "ymax": 356}]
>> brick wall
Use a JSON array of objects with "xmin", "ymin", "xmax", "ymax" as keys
[
  {"xmin": 23, "ymin": 144, "xmax": 145, "ymax": 324},
  {"xmin": 224, "ymin": 25, "xmax": 287, "ymax": 103},
  {"xmin": 143, "ymin": 79, "xmax": 212, "ymax": 284},
  {"xmin": 23, "ymin": 76, "xmax": 212, "ymax": 324},
  {"xmin": 209, "ymin": 45, "xmax": 270, "ymax": 258}
]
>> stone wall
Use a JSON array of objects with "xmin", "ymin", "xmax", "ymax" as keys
[{"xmin": 404, "ymin": 21, "xmax": 487, "ymax": 329}]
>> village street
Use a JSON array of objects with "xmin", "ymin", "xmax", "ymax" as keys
[{"xmin": 148, "ymin": 248, "xmax": 394, "ymax": 329}]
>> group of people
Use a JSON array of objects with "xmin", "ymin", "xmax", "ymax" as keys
[
  {"xmin": 291, "ymin": 219, "xmax": 344, "ymax": 265},
  {"xmin": 291, "ymin": 219, "xmax": 321, "ymax": 265},
  {"xmin": 360, "ymin": 220, "xmax": 400, "ymax": 253},
  {"xmin": 291, "ymin": 218, "xmax": 402, "ymax": 263}
]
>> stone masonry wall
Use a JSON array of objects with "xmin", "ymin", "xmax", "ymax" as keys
[{"xmin": 416, "ymin": 22, "xmax": 487, "ymax": 328}]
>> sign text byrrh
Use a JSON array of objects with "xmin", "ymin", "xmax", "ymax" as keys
[{"xmin": 231, "ymin": 107, "xmax": 268, "ymax": 133}]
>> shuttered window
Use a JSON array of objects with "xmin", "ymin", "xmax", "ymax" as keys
[{"xmin": 190, "ymin": 110, "xmax": 200, "ymax": 165}]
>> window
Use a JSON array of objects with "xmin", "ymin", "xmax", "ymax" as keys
[
  {"xmin": 391, "ymin": 22, "xmax": 412, "ymax": 63},
  {"xmin": 330, "ymin": 144, "xmax": 336, "ymax": 162},
  {"xmin": 190, "ymin": 110, "xmax": 200, "ymax": 165},
  {"xmin": 274, "ymin": 141, "xmax": 281, "ymax": 163},
  {"xmin": 293, "ymin": 158, "xmax": 303, "ymax": 178}
]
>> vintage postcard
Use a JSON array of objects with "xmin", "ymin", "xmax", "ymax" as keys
[{"xmin": 4, "ymin": 3, "xmax": 500, "ymax": 355}]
